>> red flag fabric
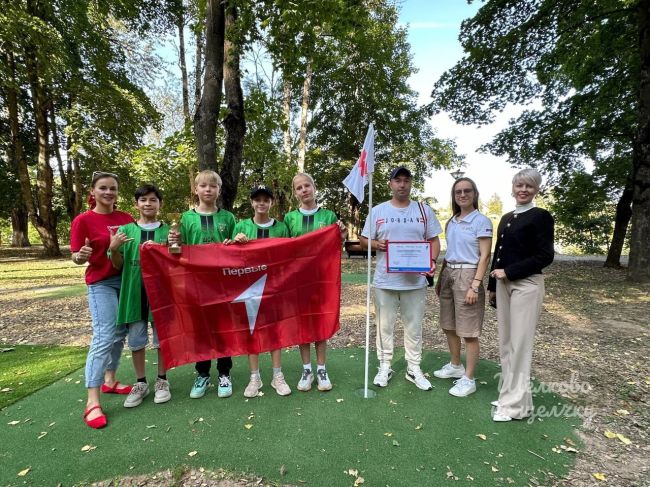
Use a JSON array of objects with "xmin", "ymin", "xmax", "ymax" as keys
[{"xmin": 140, "ymin": 224, "xmax": 341, "ymax": 369}]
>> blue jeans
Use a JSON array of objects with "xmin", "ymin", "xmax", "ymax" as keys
[
  {"xmin": 125, "ymin": 320, "xmax": 160, "ymax": 350},
  {"xmin": 85, "ymin": 275, "xmax": 128, "ymax": 388}
]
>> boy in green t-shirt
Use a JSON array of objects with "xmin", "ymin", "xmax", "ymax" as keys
[
  {"xmin": 226, "ymin": 185, "xmax": 290, "ymax": 397},
  {"xmin": 168, "ymin": 170, "xmax": 236, "ymax": 399},
  {"xmin": 108, "ymin": 184, "xmax": 171, "ymax": 408}
]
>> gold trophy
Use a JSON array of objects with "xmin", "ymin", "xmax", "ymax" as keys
[{"xmin": 167, "ymin": 212, "xmax": 182, "ymax": 254}]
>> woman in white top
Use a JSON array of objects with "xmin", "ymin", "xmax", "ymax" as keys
[{"xmin": 434, "ymin": 177, "xmax": 493, "ymax": 397}]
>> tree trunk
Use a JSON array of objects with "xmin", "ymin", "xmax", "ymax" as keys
[
  {"xmin": 297, "ymin": 62, "xmax": 313, "ymax": 172},
  {"xmin": 11, "ymin": 206, "xmax": 31, "ymax": 247},
  {"xmin": 628, "ymin": 0, "xmax": 650, "ymax": 282},
  {"xmin": 66, "ymin": 99, "xmax": 84, "ymax": 217},
  {"xmin": 193, "ymin": 0, "xmax": 225, "ymax": 171},
  {"xmin": 273, "ymin": 178, "xmax": 289, "ymax": 218},
  {"xmin": 22, "ymin": 0, "xmax": 61, "ymax": 256},
  {"xmin": 220, "ymin": 1, "xmax": 246, "ymax": 211},
  {"xmin": 71, "ymin": 143, "xmax": 83, "ymax": 216},
  {"xmin": 73, "ymin": 159, "xmax": 83, "ymax": 216},
  {"xmin": 51, "ymin": 103, "xmax": 76, "ymax": 220},
  {"xmin": 5, "ymin": 50, "xmax": 29, "ymax": 214},
  {"xmin": 29, "ymin": 78, "xmax": 61, "ymax": 256},
  {"xmin": 194, "ymin": 26, "xmax": 204, "ymax": 115},
  {"xmin": 8, "ymin": 42, "xmax": 60, "ymax": 256},
  {"xmin": 178, "ymin": 6, "xmax": 190, "ymax": 122},
  {"xmin": 604, "ymin": 179, "xmax": 633, "ymax": 267},
  {"xmin": 283, "ymin": 78, "xmax": 292, "ymax": 165},
  {"xmin": 178, "ymin": 4, "xmax": 196, "ymax": 200}
]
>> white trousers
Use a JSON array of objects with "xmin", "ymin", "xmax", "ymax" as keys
[
  {"xmin": 496, "ymin": 274, "xmax": 545, "ymax": 419},
  {"xmin": 374, "ymin": 287, "xmax": 427, "ymax": 368}
]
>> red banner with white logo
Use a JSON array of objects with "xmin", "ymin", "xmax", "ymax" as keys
[{"xmin": 140, "ymin": 225, "xmax": 341, "ymax": 368}]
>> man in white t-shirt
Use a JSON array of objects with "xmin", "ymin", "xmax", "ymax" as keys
[{"xmin": 360, "ymin": 166, "xmax": 442, "ymax": 390}]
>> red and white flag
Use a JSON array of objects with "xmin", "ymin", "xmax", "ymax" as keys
[
  {"xmin": 343, "ymin": 124, "xmax": 375, "ymax": 203},
  {"xmin": 140, "ymin": 225, "xmax": 341, "ymax": 369}
]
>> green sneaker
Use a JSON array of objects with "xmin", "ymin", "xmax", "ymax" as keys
[
  {"xmin": 217, "ymin": 375, "xmax": 233, "ymax": 398},
  {"xmin": 190, "ymin": 375, "xmax": 210, "ymax": 399}
]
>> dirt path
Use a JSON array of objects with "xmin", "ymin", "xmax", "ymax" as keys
[{"xmin": 0, "ymin": 249, "xmax": 648, "ymax": 486}]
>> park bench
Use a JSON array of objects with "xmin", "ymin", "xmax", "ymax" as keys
[{"xmin": 344, "ymin": 240, "xmax": 375, "ymax": 259}]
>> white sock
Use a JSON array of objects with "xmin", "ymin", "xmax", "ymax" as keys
[
  {"xmin": 317, "ymin": 364, "xmax": 326, "ymax": 372},
  {"xmin": 450, "ymin": 362, "xmax": 463, "ymax": 368},
  {"xmin": 272, "ymin": 367, "xmax": 282, "ymax": 376},
  {"xmin": 303, "ymin": 363, "xmax": 312, "ymax": 372},
  {"xmin": 250, "ymin": 370, "xmax": 260, "ymax": 378}
]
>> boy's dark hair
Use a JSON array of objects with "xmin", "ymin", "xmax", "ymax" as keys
[{"xmin": 134, "ymin": 184, "xmax": 163, "ymax": 202}]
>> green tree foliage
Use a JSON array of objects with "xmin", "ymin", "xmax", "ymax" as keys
[
  {"xmin": 232, "ymin": 86, "xmax": 294, "ymax": 217},
  {"xmin": 431, "ymin": 0, "xmax": 644, "ymax": 270},
  {"xmin": 250, "ymin": 0, "xmax": 461, "ymax": 231},
  {"xmin": 117, "ymin": 125, "xmax": 197, "ymax": 216},
  {"xmin": 549, "ymin": 172, "xmax": 616, "ymax": 255},
  {"xmin": 485, "ymin": 193, "xmax": 503, "ymax": 218},
  {"xmin": 2, "ymin": 0, "xmax": 462, "ymax": 247},
  {"xmin": 0, "ymin": 0, "xmax": 169, "ymax": 253}
]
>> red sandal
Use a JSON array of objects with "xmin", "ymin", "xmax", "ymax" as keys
[
  {"xmin": 83, "ymin": 405, "xmax": 107, "ymax": 429},
  {"xmin": 101, "ymin": 381, "xmax": 132, "ymax": 394}
]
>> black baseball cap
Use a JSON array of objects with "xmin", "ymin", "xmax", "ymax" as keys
[
  {"xmin": 389, "ymin": 166, "xmax": 412, "ymax": 179},
  {"xmin": 249, "ymin": 185, "xmax": 274, "ymax": 199}
]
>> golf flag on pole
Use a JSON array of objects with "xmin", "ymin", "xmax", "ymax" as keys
[{"xmin": 343, "ymin": 124, "xmax": 375, "ymax": 202}]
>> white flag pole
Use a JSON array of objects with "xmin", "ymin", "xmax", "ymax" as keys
[{"xmin": 363, "ymin": 172, "xmax": 373, "ymax": 398}]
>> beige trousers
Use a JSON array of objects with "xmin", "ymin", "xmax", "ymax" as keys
[
  {"xmin": 374, "ymin": 287, "xmax": 427, "ymax": 368},
  {"xmin": 495, "ymin": 274, "xmax": 544, "ymax": 419}
]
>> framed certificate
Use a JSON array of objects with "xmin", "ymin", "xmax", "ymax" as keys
[{"xmin": 386, "ymin": 241, "xmax": 433, "ymax": 273}]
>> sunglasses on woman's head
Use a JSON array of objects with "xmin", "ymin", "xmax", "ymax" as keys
[{"xmin": 92, "ymin": 171, "xmax": 118, "ymax": 180}]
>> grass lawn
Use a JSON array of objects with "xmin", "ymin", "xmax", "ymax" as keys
[
  {"xmin": 30, "ymin": 283, "xmax": 87, "ymax": 300},
  {"xmin": 0, "ymin": 348, "xmax": 579, "ymax": 486},
  {"xmin": 0, "ymin": 344, "xmax": 87, "ymax": 410}
]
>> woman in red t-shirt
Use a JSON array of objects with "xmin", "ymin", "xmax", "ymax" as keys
[{"xmin": 70, "ymin": 171, "xmax": 134, "ymax": 428}]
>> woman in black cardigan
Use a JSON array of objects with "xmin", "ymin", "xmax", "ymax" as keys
[{"xmin": 488, "ymin": 168, "xmax": 554, "ymax": 422}]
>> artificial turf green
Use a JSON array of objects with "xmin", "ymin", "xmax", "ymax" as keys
[
  {"xmin": 0, "ymin": 348, "xmax": 580, "ymax": 486},
  {"xmin": 0, "ymin": 344, "xmax": 87, "ymax": 410}
]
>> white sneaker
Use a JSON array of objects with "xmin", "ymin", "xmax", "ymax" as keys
[
  {"xmin": 449, "ymin": 376, "xmax": 476, "ymax": 397},
  {"xmin": 316, "ymin": 369, "xmax": 332, "ymax": 391},
  {"xmin": 124, "ymin": 381, "xmax": 149, "ymax": 408},
  {"xmin": 153, "ymin": 378, "xmax": 171, "ymax": 404},
  {"xmin": 373, "ymin": 364, "xmax": 393, "ymax": 387},
  {"xmin": 271, "ymin": 373, "xmax": 292, "ymax": 396},
  {"xmin": 433, "ymin": 362, "xmax": 465, "ymax": 379},
  {"xmin": 217, "ymin": 375, "xmax": 233, "ymax": 398},
  {"xmin": 297, "ymin": 369, "xmax": 314, "ymax": 391},
  {"xmin": 244, "ymin": 375, "xmax": 263, "ymax": 398},
  {"xmin": 493, "ymin": 412, "xmax": 513, "ymax": 422},
  {"xmin": 405, "ymin": 366, "xmax": 432, "ymax": 391}
]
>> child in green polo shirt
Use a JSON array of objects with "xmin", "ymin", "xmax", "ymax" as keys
[
  {"xmin": 168, "ymin": 170, "xmax": 236, "ymax": 399},
  {"xmin": 284, "ymin": 172, "xmax": 347, "ymax": 392},
  {"xmin": 226, "ymin": 185, "xmax": 291, "ymax": 397},
  {"xmin": 108, "ymin": 184, "xmax": 171, "ymax": 408}
]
